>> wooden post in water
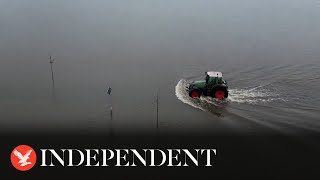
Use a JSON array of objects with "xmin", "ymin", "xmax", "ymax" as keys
[
  {"xmin": 49, "ymin": 55, "xmax": 55, "ymax": 88},
  {"xmin": 49, "ymin": 54, "xmax": 56, "ymax": 98},
  {"xmin": 107, "ymin": 86, "xmax": 113, "ymax": 135},
  {"xmin": 155, "ymin": 89, "xmax": 159, "ymax": 135}
]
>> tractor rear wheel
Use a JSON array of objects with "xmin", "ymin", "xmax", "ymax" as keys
[
  {"xmin": 215, "ymin": 90, "xmax": 225, "ymax": 100},
  {"xmin": 212, "ymin": 88, "xmax": 228, "ymax": 100}
]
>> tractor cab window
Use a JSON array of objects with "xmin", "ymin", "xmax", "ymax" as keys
[
  {"xmin": 208, "ymin": 77, "xmax": 215, "ymax": 86},
  {"xmin": 205, "ymin": 75, "xmax": 209, "ymax": 84}
]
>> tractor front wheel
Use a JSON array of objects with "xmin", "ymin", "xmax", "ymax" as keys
[{"xmin": 190, "ymin": 90, "xmax": 201, "ymax": 99}]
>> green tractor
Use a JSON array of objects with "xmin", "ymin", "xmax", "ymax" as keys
[{"xmin": 187, "ymin": 71, "xmax": 228, "ymax": 100}]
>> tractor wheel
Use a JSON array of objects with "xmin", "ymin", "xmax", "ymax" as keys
[
  {"xmin": 190, "ymin": 90, "xmax": 201, "ymax": 99},
  {"xmin": 212, "ymin": 88, "xmax": 228, "ymax": 100}
]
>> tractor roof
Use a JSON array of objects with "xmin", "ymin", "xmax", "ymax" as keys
[{"xmin": 206, "ymin": 71, "xmax": 223, "ymax": 77}]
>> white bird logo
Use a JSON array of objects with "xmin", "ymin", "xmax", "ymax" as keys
[{"xmin": 13, "ymin": 149, "xmax": 33, "ymax": 166}]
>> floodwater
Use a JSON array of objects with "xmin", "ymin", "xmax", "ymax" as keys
[{"xmin": 1, "ymin": 0, "xmax": 320, "ymax": 135}]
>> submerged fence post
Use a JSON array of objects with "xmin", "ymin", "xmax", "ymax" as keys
[
  {"xmin": 49, "ymin": 54, "xmax": 56, "ymax": 98},
  {"xmin": 106, "ymin": 86, "xmax": 113, "ymax": 135},
  {"xmin": 155, "ymin": 89, "xmax": 159, "ymax": 135},
  {"xmin": 49, "ymin": 55, "xmax": 55, "ymax": 88}
]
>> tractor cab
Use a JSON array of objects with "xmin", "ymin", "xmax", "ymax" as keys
[{"xmin": 205, "ymin": 71, "xmax": 226, "ymax": 87}]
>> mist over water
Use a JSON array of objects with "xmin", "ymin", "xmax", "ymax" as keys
[{"xmin": 1, "ymin": 0, "xmax": 320, "ymax": 135}]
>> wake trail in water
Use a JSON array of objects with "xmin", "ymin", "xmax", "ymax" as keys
[{"xmin": 175, "ymin": 79, "xmax": 285, "ymax": 111}]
